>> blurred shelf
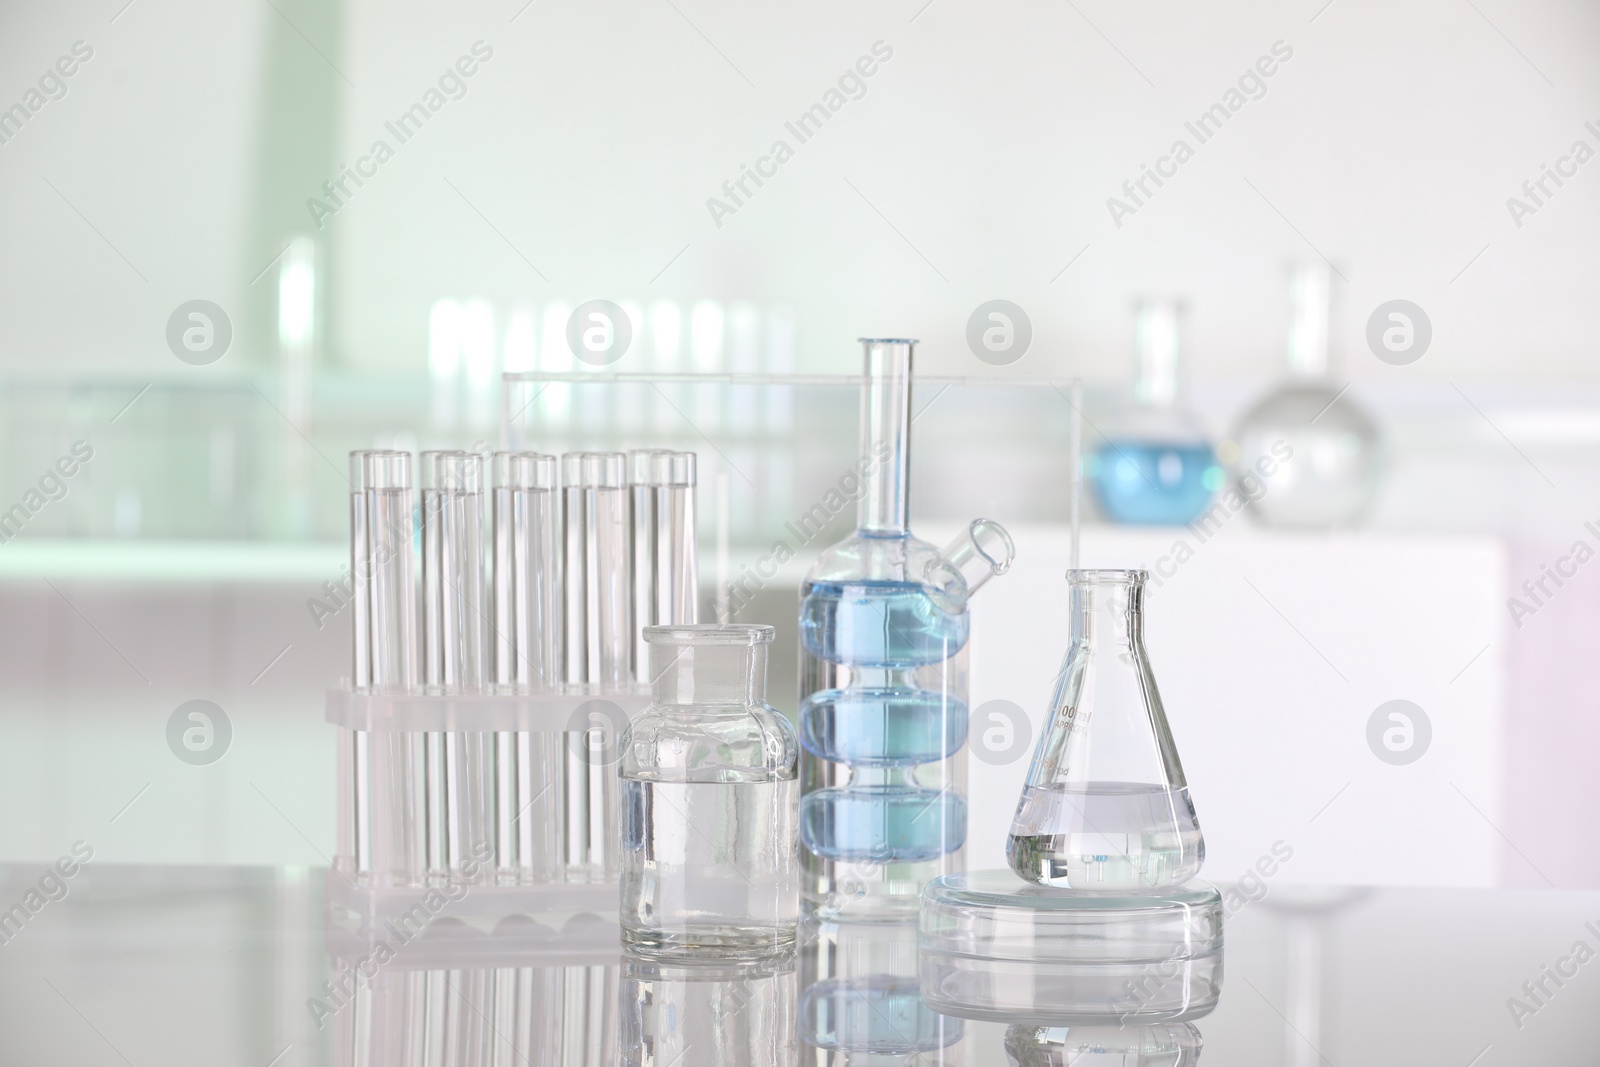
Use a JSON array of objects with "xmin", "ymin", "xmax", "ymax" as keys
[{"xmin": 0, "ymin": 539, "xmax": 344, "ymax": 583}]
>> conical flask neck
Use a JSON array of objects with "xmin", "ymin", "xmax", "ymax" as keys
[
  {"xmin": 1069, "ymin": 570, "xmax": 1144, "ymax": 651},
  {"xmin": 857, "ymin": 339, "xmax": 913, "ymax": 534}
]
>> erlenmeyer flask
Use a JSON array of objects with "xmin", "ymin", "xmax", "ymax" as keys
[{"xmin": 1006, "ymin": 570, "xmax": 1202, "ymax": 889}]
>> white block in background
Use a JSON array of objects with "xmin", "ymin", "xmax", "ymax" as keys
[{"xmin": 963, "ymin": 524, "xmax": 1506, "ymax": 889}]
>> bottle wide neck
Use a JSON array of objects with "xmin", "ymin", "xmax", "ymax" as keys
[
  {"xmin": 647, "ymin": 638, "xmax": 769, "ymax": 706},
  {"xmin": 857, "ymin": 340, "xmax": 913, "ymax": 534}
]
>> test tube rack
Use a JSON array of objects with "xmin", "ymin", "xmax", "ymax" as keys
[{"xmin": 328, "ymin": 447, "xmax": 697, "ymax": 938}]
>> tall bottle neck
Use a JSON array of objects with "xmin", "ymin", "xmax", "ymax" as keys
[
  {"xmin": 858, "ymin": 339, "xmax": 913, "ymax": 534},
  {"xmin": 648, "ymin": 641, "xmax": 768, "ymax": 706},
  {"xmin": 1134, "ymin": 301, "xmax": 1181, "ymax": 408},
  {"xmin": 1286, "ymin": 262, "xmax": 1332, "ymax": 378}
]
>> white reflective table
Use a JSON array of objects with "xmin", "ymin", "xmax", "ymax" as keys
[{"xmin": 0, "ymin": 865, "xmax": 1594, "ymax": 1065}]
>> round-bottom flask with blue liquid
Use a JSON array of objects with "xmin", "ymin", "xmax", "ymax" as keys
[{"xmin": 1088, "ymin": 300, "xmax": 1224, "ymax": 527}]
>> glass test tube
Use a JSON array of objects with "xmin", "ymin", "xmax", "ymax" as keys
[
  {"xmin": 563, "ymin": 452, "xmax": 631, "ymax": 688},
  {"xmin": 628, "ymin": 451, "xmax": 699, "ymax": 680},
  {"xmin": 561, "ymin": 452, "xmax": 629, "ymax": 879},
  {"xmin": 492, "ymin": 451, "xmax": 561, "ymax": 883},
  {"xmin": 350, "ymin": 450, "xmax": 419, "ymax": 884},
  {"xmin": 421, "ymin": 451, "xmax": 489, "ymax": 884}
]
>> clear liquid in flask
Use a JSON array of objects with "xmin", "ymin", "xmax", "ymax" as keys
[{"xmin": 1006, "ymin": 781, "xmax": 1203, "ymax": 889}]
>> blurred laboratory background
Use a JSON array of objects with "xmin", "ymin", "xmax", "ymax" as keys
[{"xmin": 2, "ymin": 0, "xmax": 1599, "ymax": 898}]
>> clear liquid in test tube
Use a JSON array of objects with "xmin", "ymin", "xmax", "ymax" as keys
[
  {"xmin": 665, "ymin": 451, "xmax": 699, "ymax": 626},
  {"xmin": 628, "ymin": 451, "xmax": 699, "ymax": 680},
  {"xmin": 561, "ymin": 452, "xmax": 630, "ymax": 879},
  {"xmin": 492, "ymin": 451, "xmax": 561, "ymax": 883},
  {"xmin": 350, "ymin": 450, "xmax": 420, "ymax": 884},
  {"xmin": 421, "ymin": 451, "xmax": 489, "ymax": 884}
]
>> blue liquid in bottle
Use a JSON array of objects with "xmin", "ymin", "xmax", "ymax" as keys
[
  {"xmin": 1090, "ymin": 440, "xmax": 1221, "ymax": 526},
  {"xmin": 800, "ymin": 784, "xmax": 967, "ymax": 863},
  {"xmin": 800, "ymin": 580, "xmax": 968, "ymax": 668},
  {"xmin": 800, "ymin": 687, "xmax": 967, "ymax": 766},
  {"xmin": 799, "ymin": 578, "xmax": 968, "ymax": 869},
  {"xmin": 800, "ymin": 338, "xmax": 1008, "ymax": 916}
]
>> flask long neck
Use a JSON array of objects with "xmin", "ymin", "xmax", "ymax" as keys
[
  {"xmin": 858, "ymin": 340, "xmax": 912, "ymax": 534},
  {"xmin": 1286, "ymin": 262, "xmax": 1332, "ymax": 378}
]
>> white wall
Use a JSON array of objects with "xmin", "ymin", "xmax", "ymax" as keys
[
  {"xmin": 967, "ymin": 524, "xmax": 1507, "ymax": 888},
  {"xmin": 2, "ymin": 0, "xmax": 1598, "ymax": 380}
]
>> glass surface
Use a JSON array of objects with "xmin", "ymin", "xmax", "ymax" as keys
[
  {"xmin": 797, "ymin": 340, "xmax": 1014, "ymax": 919},
  {"xmin": 619, "ymin": 625, "xmax": 799, "ymax": 959},
  {"xmin": 1006, "ymin": 570, "xmax": 1204, "ymax": 890},
  {"xmin": 2, "ymin": 865, "xmax": 1598, "ymax": 1064}
]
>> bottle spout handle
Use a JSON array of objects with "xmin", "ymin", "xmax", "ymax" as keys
[{"xmin": 925, "ymin": 518, "xmax": 1015, "ymax": 613}]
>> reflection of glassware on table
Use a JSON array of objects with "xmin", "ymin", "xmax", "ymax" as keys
[
  {"xmin": 1231, "ymin": 261, "xmax": 1383, "ymax": 528},
  {"xmin": 620, "ymin": 625, "xmax": 799, "ymax": 959},
  {"xmin": 919, "ymin": 869, "xmax": 1223, "ymax": 1025},
  {"xmin": 1007, "ymin": 570, "xmax": 1203, "ymax": 890},
  {"xmin": 1262, "ymin": 886, "xmax": 1369, "ymax": 1067},
  {"xmin": 1003, "ymin": 1023, "xmax": 1203, "ymax": 1066},
  {"xmin": 326, "ymin": 930, "xmax": 621, "ymax": 1067},
  {"xmin": 800, "ymin": 918, "xmax": 964, "ymax": 1062},
  {"xmin": 798, "ymin": 338, "xmax": 1014, "ymax": 919},
  {"xmin": 621, "ymin": 955, "xmax": 796, "ymax": 1067},
  {"xmin": 1090, "ymin": 301, "xmax": 1221, "ymax": 526}
]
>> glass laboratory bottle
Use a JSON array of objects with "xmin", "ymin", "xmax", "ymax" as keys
[
  {"xmin": 1090, "ymin": 301, "xmax": 1222, "ymax": 526},
  {"xmin": 1007, "ymin": 570, "xmax": 1204, "ymax": 890},
  {"xmin": 798, "ymin": 337, "xmax": 1014, "ymax": 919},
  {"xmin": 619, "ymin": 624, "xmax": 799, "ymax": 959},
  {"xmin": 1231, "ymin": 261, "xmax": 1384, "ymax": 528}
]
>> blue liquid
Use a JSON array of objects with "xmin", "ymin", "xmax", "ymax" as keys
[
  {"xmin": 800, "ymin": 976, "xmax": 963, "ymax": 1054},
  {"xmin": 800, "ymin": 580, "xmax": 968, "ymax": 668},
  {"xmin": 800, "ymin": 688, "xmax": 967, "ymax": 766},
  {"xmin": 1090, "ymin": 440, "xmax": 1220, "ymax": 526},
  {"xmin": 800, "ymin": 786, "xmax": 967, "ymax": 863}
]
